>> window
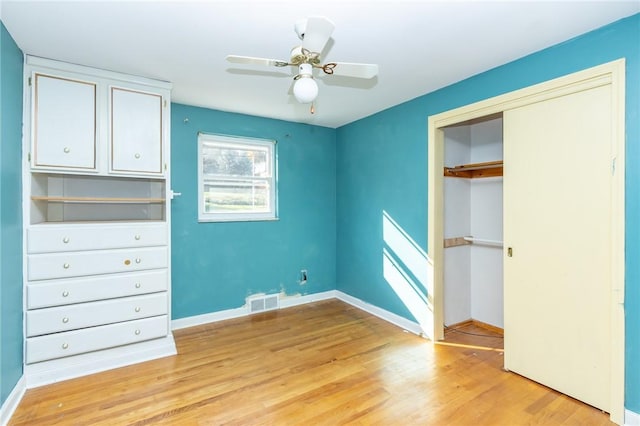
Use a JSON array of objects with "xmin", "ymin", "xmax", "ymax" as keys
[{"xmin": 198, "ymin": 133, "xmax": 277, "ymax": 222}]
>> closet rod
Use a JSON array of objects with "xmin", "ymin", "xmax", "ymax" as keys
[{"xmin": 463, "ymin": 236, "xmax": 503, "ymax": 247}]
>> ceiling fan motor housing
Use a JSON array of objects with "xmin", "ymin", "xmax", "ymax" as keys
[
  {"xmin": 289, "ymin": 46, "xmax": 321, "ymax": 66},
  {"xmin": 297, "ymin": 63, "xmax": 313, "ymax": 78}
]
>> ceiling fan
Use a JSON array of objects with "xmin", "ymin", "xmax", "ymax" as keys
[{"xmin": 226, "ymin": 16, "xmax": 378, "ymax": 111}]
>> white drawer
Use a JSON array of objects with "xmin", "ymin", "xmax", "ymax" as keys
[
  {"xmin": 27, "ymin": 292, "xmax": 168, "ymax": 337},
  {"xmin": 27, "ymin": 269, "xmax": 167, "ymax": 309},
  {"xmin": 27, "ymin": 222, "xmax": 167, "ymax": 254},
  {"xmin": 26, "ymin": 315, "xmax": 168, "ymax": 364},
  {"xmin": 27, "ymin": 246, "xmax": 167, "ymax": 280}
]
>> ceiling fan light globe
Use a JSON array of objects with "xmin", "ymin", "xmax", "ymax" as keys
[{"xmin": 293, "ymin": 76, "xmax": 318, "ymax": 104}]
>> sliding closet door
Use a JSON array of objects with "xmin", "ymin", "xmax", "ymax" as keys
[{"xmin": 503, "ymin": 84, "xmax": 612, "ymax": 412}]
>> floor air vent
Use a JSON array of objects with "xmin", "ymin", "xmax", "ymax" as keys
[{"xmin": 247, "ymin": 294, "xmax": 280, "ymax": 314}]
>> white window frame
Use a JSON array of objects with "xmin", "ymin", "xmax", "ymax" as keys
[{"xmin": 198, "ymin": 133, "xmax": 277, "ymax": 222}]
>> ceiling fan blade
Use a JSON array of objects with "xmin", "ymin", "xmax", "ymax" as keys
[
  {"xmin": 226, "ymin": 55, "xmax": 288, "ymax": 67},
  {"xmin": 301, "ymin": 16, "xmax": 335, "ymax": 53},
  {"xmin": 328, "ymin": 62, "xmax": 378, "ymax": 79}
]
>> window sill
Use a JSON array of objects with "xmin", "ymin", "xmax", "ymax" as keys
[{"xmin": 198, "ymin": 216, "xmax": 280, "ymax": 223}]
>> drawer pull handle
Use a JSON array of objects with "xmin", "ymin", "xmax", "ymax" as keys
[
  {"xmin": 63, "ymin": 147, "xmax": 70, "ymax": 154},
  {"xmin": 135, "ymin": 329, "xmax": 141, "ymax": 335},
  {"xmin": 134, "ymin": 153, "xmax": 141, "ymax": 159},
  {"xmin": 62, "ymin": 317, "xmax": 69, "ymax": 324},
  {"xmin": 135, "ymin": 258, "xmax": 141, "ymax": 264},
  {"xmin": 135, "ymin": 235, "xmax": 141, "ymax": 240},
  {"xmin": 135, "ymin": 283, "xmax": 141, "ymax": 289},
  {"xmin": 124, "ymin": 259, "xmax": 131, "ymax": 266},
  {"xmin": 63, "ymin": 263, "xmax": 70, "ymax": 269},
  {"xmin": 62, "ymin": 291, "xmax": 69, "ymax": 297},
  {"xmin": 135, "ymin": 307, "xmax": 141, "ymax": 312},
  {"xmin": 62, "ymin": 343, "xmax": 69, "ymax": 349},
  {"xmin": 63, "ymin": 237, "xmax": 70, "ymax": 244}
]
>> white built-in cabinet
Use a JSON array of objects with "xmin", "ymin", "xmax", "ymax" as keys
[{"xmin": 22, "ymin": 56, "xmax": 176, "ymax": 386}]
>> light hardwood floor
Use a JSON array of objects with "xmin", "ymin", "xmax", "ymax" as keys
[{"xmin": 9, "ymin": 300, "xmax": 612, "ymax": 425}]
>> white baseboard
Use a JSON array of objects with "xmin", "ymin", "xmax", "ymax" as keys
[
  {"xmin": 171, "ymin": 290, "xmax": 424, "ymax": 339},
  {"xmin": 25, "ymin": 335, "xmax": 176, "ymax": 388},
  {"xmin": 335, "ymin": 290, "xmax": 425, "ymax": 337},
  {"xmin": 279, "ymin": 290, "xmax": 336, "ymax": 308},
  {"xmin": 171, "ymin": 290, "xmax": 337, "ymax": 330},
  {"xmin": 171, "ymin": 306, "xmax": 247, "ymax": 330},
  {"xmin": 627, "ymin": 409, "xmax": 640, "ymax": 426},
  {"xmin": 0, "ymin": 375, "xmax": 26, "ymax": 426}
]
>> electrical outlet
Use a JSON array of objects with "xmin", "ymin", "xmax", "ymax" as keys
[{"xmin": 300, "ymin": 269, "xmax": 308, "ymax": 284}]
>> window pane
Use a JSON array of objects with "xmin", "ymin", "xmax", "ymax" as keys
[
  {"xmin": 198, "ymin": 134, "xmax": 276, "ymax": 222},
  {"xmin": 202, "ymin": 143, "xmax": 269, "ymax": 178},
  {"xmin": 203, "ymin": 180, "xmax": 270, "ymax": 213}
]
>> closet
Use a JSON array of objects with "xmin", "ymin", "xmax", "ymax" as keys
[
  {"xmin": 442, "ymin": 115, "xmax": 503, "ymax": 331},
  {"xmin": 428, "ymin": 60, "xmax": 625, "ymax": 423},
  {"xmin": 22, "ymin": 56, "xmax": 176, "ymax": 386}
]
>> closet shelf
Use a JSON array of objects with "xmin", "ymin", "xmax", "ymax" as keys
[
  {"xmin": 31, "ymin": 196, "xmax": 166, "ymax": 204},
  {"xmin": 444, "ymin": 160, "xmax": 503, "ymax": 178}
]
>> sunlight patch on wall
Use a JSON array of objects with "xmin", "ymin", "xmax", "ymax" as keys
[{"xmin": 382, "ymin": 211, "xmax": 434, "ymax": 339}]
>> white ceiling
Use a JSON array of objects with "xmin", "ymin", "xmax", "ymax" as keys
[{"xmin": 2, "ymin": 1, "xmax": 639, "ymax": 128}]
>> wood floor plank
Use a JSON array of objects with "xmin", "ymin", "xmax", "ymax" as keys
[{"xmin": 9, "ymin": 300, "xmax": 613, "ymax": 425}]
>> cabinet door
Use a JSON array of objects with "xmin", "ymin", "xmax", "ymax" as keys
[
  {"xmin": 111, "ymin": 87, "xmax": 163, "ymax": 175},
  {"xmin": 33, "ymin": 73, "xmax": 97, "ymax": 171}
]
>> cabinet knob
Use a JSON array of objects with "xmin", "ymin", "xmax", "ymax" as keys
[
  {"xmin": 62, "ymin": 317, "xmax": 69, "ymax": 324},
  {"xmin": 62, "ymin": 291, "xmax": 69, "ymax": 297},
  {"xmin": 63, "ymin": 263, "xmax": 70, "ymax": 269},
  {"xmin": 134, "ymin": 153, "xmax": 141, "ymax": 159},
  {"xmin": 135, "ymin": 329, "xmax": 141, "ymax": 335},
  {"xmin": 135, "ymin": 307, "xmax": 141, "ymax": 313},
  {"xmin": 135, "ymin": 258, "xmax": 141, "ymax": 264},
  {"xmin": 62, "ymin": 237, "xmax": 70, "ymax": 244},
  {"xmin": 124, "ymin": 259, "xmax": 131, "ymax": 265},
  {"xmin": 62, "ymin": 343, "xmax": 69, "ymax": 349},
  {"xmin": 63, "ymin": 147, "xmax": 70, "ymax": 153},
  {"xmin": 135, "ymin": 283, "xmax": 141, "ymax": 289},
  {"xmin": 134, "ymin": 235, "xmax": 141, "ymax": 240}
]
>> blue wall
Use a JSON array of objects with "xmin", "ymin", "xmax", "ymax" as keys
[
  {"xmin": 171, "ymin": 104, "xmax": 336, "ymax": 318},
  {"xmin": 0, "ymin": 21, "xmax": 24, "ymax": 405},
  {"xmin": 336, "ymin": 14, "xmax": 639, "ymax": 411}
]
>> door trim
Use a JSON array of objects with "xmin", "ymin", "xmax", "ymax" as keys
[{"xmin": 427, "ymin": 59, "xmax": 625, "ymax": 424}]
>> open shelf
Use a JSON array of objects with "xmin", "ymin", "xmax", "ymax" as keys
[
  {"xmin": 31, "ymin": 196, "xmax": 165, "ymax": 204},
  {"xmin": 444, "ymin": 160, "xmax": 503, "ymax": 178},
  {"xmin": 30, "ymin": 173, "xmax": 166, "ymax": 224}
]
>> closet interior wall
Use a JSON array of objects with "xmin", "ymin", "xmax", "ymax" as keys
[{"xmin": 443, "ymin": 116, "xmax": 504, "ymax": 329}]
